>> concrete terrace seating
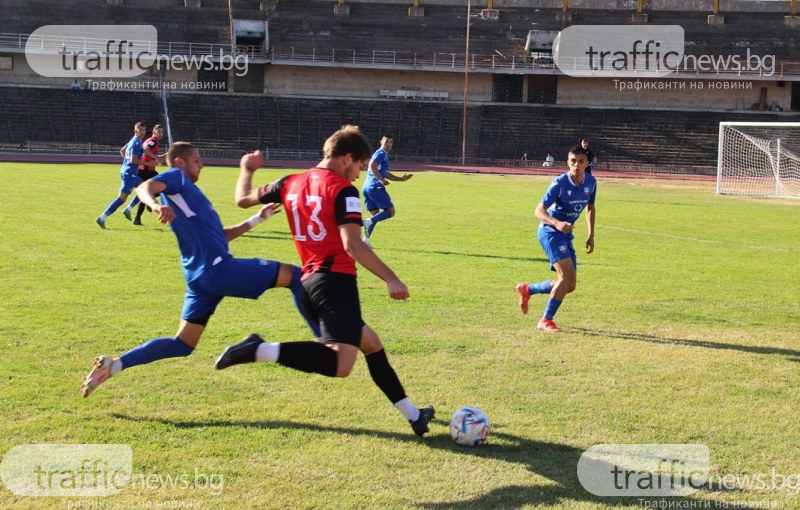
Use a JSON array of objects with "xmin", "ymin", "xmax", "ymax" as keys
[
  {"xmin": 264, "ymin": 2, "xmax": 800, "ymax": 70},
  {"xmin": 1, "ymin": 86, "xmax": 798, "ymax": 167},
  {"xmin": 1, "ymin": 0, "xmax": 266, "ymax": 48},
  {"xmin": 0, "ymin": 87, "xmax": 162, "ymax": 146}
]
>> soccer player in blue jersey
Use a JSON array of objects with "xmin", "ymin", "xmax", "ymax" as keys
[
  {"xmin": 515, "ymin": 145, "xmax": 597, "ymax": 333},
  {"xmin": 122, "ymin": 124, "xmax": 166, "ymax": 225},
  {"xmin": 95, "ymin": 122, "xmax": 147, "ymax": 229},
  {"xmin": 361, "ymin": 134, "xmax": 413, "ymax": 243},
  {"xmin": 81, "ymin": 141, "xmax": 317, "ymax": 397}
]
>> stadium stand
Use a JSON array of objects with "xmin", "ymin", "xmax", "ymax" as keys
[
  {"xmin": 1, "ymin": 84, "xmax": 795, "ymax": 168},
  {"xmin": 1, "ymin": 1, "xmax": 799, "ymax": 173}
]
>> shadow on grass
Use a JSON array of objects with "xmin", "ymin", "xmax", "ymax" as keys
[
  {"xmin": 381, "ymin": 246, "xmax": 547, "ymax": 263},
  {"xmin": 570, "ymin": 327, "xmax": 800, "ymax": 362},
  {"xmin": 240, "ymin": 232, "xmax": 293, "ymax": 241},
  {"xmin": 111, "ymin": 414, "xmax": 752, "ymax": 509}
]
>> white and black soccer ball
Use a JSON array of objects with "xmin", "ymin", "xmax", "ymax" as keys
[{"xmin": 449, "ymin": 407, "xmax": 491, "ymax": 447}]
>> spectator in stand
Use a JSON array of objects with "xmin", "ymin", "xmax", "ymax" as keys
[
  {"xmin": 543, "ymin": 153, "xmax": 555, "ymax": 167},
  {"xmin": 580, "ymin": 139, "xmax": 597, "ymax": 174}
]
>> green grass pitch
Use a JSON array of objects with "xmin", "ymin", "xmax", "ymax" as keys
[{"xmin": 0, "ymin": 162, "xmax": 799, "ymax": 509}]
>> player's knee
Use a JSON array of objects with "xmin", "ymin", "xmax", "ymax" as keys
[
  {"xmin": 387, "ymin": 209, "xmax": 396, "ymax": 218},
  {"xmin": 333, "ymin": 345, "xmax": 358, "ymax": 377},
  {"xmin": 335, "ymin": 358, "xmax": 355, "ymax": 377},
  {"xmin": 359, "ymin": 325, "xmax": 384, "ymax": 355},
  {"xmin": 274, "ymin": 263, "xmax": 295, "ymax": 288}
]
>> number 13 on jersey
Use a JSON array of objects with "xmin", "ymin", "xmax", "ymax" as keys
[{"xmin": 287, "ymin": 193, "xmax": 327, "ymax": 241}]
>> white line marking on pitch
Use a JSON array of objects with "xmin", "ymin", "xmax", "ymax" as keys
[{"xmin": 604, "ymin": 225, "xmax": 795, "ymax": 253}]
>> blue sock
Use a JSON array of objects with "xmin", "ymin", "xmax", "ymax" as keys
[
  {"xmin": 543, "ymin": 298, "xmax": 562, "ymax": 320},
  {"xmin": 102, "ymin": 197, "xmax": 125, "ymax": 217},
  {"xmin": 529, "ymin": 280, "xmax": 552, "ymax": 294},
  {"xmin": 126, "ymin": 195, "xmax": 140, "ymax": 211},
  {"xmin": 290, "ymin": 267, "xmax": 321, "ymax": 338},
  {"xmin": 119, "ymin": 337, "xmax": 195, "ymax": 370},
  {"xmin": 367, "ymin": 211, "xmax": 391, "ymax": 236}
]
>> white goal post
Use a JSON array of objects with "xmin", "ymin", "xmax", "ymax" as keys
[{"xmin": 717, "ymin": 122, "xmax": 800, "ymax": 199}]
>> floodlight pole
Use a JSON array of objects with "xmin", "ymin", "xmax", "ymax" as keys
[{"xmin": 461, "ymin": 1, "xmax": 471, "ymax": 166}]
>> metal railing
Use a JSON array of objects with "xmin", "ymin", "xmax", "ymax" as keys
[
  {"xmin": 4, "ymin": 31, "xmax": 796, "ymax": 77},
  {"xmin": 0, "ymin": 142, "xmax": 716, "ymax": 175},
  {"xmin": 0, "ymin": 32, "xmax": 264, "ymax": 60}
]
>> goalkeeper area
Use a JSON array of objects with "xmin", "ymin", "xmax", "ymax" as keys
[{"xmin": 717, "ymin": 122, "xmax": 800, "ymax": 199}]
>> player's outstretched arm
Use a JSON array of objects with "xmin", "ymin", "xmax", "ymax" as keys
[
  {"xmin": 340, "ymin": 223, "xmax": 409, "ymax": 301},
  {"xmin": 223, "ymin": 203, "xmax": 281, "ymax": 242},
  {"xmin": 137, "ymin": 179, "xmax": 173, "ymax": 224},
  {"xmin": 236, "ymin": 150, "xmax": 266, "ymax": 208},
  {"xmin": 386, "ymin": 172, "xmax": 413, "ymax": 182}
]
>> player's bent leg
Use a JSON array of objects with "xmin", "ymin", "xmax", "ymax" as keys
[
  {"xmin": 80, "ymin": 355, "xmax": 114, "ymax": 397},
  {"xmin": 358, "ymin": 324, "xmax": 384, "ymax": 354},
  {"xmin": 360, "ymin": 324, "xmax": 435, "ymax": 436},
  {"xmin": 327, "ymin": 343, "xmax": 357, "ymax": 377},
  {"xmin": 272, "ymin": 263, "xmax": 297, "ymax": 288},
  {"xmin": 215, "ymin": 333, "xmax": 264, "ymax": 369},
  {"xmin": 216, "ymin": 336, "xmax": 341, "ymax": 377},
  {"xmin": 551, "ymin": 258, "xmax": 577, "ymax": 300},
  {"xmin": 536, "ymin": 318, "xmax": 562, "ymax": 333},
  {"xmin": 515, "ymin": 283, "xmax": 531, "ymax": 314}
]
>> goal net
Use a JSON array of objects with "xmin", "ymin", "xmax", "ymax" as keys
[{"xmin": 717, "ymin": 122, "xmax": 800, "ymax": 199}]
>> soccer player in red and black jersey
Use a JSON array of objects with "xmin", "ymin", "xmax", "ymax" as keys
[
  {"xmin": 123, "ymin": 124, "xmax": 166, "ymax": 225},
  {"xmin": 216, "ymin": 125, "xmax": 434, "ymax": 436}
]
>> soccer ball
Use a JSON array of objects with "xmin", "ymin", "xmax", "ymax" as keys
[{"xmin": 449, "ymin": 407, "xmax": 491, "ymax": 447}]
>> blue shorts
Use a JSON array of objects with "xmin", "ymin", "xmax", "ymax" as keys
[
  {"xmin": 181, "ymin": 257, "xmax": 280, "ymax": 321},
  {"xmin": 538, "ymin": 227, "xmax": 576, "ymax": 272},
  {"xmin": 362, "ymin": 185, "xmax": 394, "ymax": 211},
  {"xmin": 120, "ymin": 172, "xmax": 143, "ymax": 194}
]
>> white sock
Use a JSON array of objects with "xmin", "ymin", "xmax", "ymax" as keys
[
  {"xmin": 110, "ymin": 359, "xmax": 123, "ymax": 376},
  {"xmin": 394, "ymin": 397, "xmax": 420, "ymax": 422},
  {"xmin": 255, "ymin": 342, "xmax": 280, "ymax": 362},
  {"xmin": 99, "ymin": 213, "xmax": 108, "ymax": 220}
]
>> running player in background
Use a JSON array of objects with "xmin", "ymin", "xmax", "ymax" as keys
[
  {"xmin": 360, "ymin": 134, "xmax": 413, "ymax": 245},
  {"xmin": 225, "ymin": 125, "xmax": 434, "ymax": 436},
  {"xmin": 95, "ymin": 122, "xmax": 146, "ymax": 229},
  {"xmin": 122, "ymin": 124, "xmax": 166, "ymax": 225},
  {"xmin": 515, "ymin": 145, "xmax": 597, "ymax": 333}
]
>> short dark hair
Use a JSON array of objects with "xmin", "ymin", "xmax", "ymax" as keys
[
  {"xmin": 153, "ymin": 124, "xmax": 164, "ymax": 132},
  {"xmin": 568, "ymin": 145, "xmax": 588, "ymax": 158},
  {"xmin": 134, "ymin": 122, "xmax": 146, "ymax": 130},
  {"xmin": 381, "ymin": 133, "xmax": 393, "ymax": 140},
  {"xmin": 166, "ymin": 141, "xmax": 196, "ymax": 167},
  {"xmin": 323, "ymin": 125, "xmax": 372, "ymax": 161}
]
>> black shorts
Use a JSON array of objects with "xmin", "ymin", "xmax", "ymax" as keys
[
  {"xmin": 301, "ymin": 272, "xmax": 364, "ymax": 346},
  {"xmin": 138, "ymin": 168, "xmax": 158, "ymax": 180}
]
